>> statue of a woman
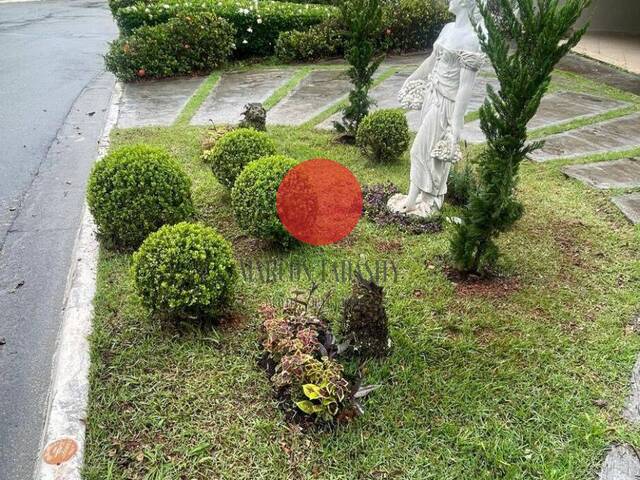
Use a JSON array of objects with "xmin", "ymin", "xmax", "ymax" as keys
[{"xmin": 388, "ymin": 0, "xmax": 485, "ymax": 217}]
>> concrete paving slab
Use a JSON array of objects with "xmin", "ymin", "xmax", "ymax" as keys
[
  {"xmin": 268, "ymin": 69, "xmax": 351, "ymax": 126},
  {"xmin": 623, "ymin": 353, "xmax": 640, "ymax": 423},
  {"xmin": 462, "ymin": 91, "xmax": 629, "ymax": 143},
  {"xmin": 562, "ymin": 158, "xmax": 640, "ymax": 189},
  {"xmin": 191, "ymin": 68, "xmax": 294, "ymax": 125},
  {"xmin": 558, "ymin": 53, "xmax": 640, "ymax": 97},
  {"xmin": 612, "ymin": 192, "xmax": 640, "ymax": 225},
  {"xmin": 117, "ymin": 76, "xmax": 204, "ymax": 128},
  {"xmin": 531, "ymin": 112, "xmax": 640, "ymax": 162},
  {"xmin": 599, "ymin": 444, "xmax": 640, "ymax": 480}
]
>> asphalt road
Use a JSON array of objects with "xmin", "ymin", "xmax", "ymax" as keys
[{"xmin": 0, "ymin": 1, "xmax": 117, "ymax": 478}]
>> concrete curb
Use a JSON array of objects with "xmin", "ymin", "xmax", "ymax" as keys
[{"xmin": 35, "ymin": 81, "xmax": 122, "ymax": 480}]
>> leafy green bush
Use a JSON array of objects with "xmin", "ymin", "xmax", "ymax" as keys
[
  {"xmin": 105, "ymin": 11, "xmax": 235, "ymax": 81},
  {"xmin": 132, "ymin": 222, "xmax": 236, "ymax": 319},
  {"xmin": 116, "ymin": 0, "xmax": 337, "ymax": 57},
  {"xmin": 231, "ymin": 155, "xmax": 297, "ymax": 244},
  {"xmin": 380, "ymin": 0, "xmax": 450, "ymax": 52},
  {"xmin": 203, "ymin": 128, "xmax": 277, "ymax": 189},
  {"xmin": 276, "ymin": 19, "xmax": 345, "ymax": 61},
  {"xmin": 108, "ymin": 0, "xmax": 156, "ymax": 15},
  {"xmin": 87, "ymin": 145, "xmax": 194, "ymax": 250},
  {"xmin": 356, "ymin": 109, "xmax": 409, "ymax": 163}
]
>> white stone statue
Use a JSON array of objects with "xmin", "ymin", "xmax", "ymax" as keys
[{"xmin": 388, "ymin": 0, "xmax": 486, "ymax": 217}]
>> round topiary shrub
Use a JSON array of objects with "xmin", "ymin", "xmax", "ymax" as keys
[
  {"xmin": 87, "ymin": 144, "xmax": 194, "ymax": 250},
  {"xmin": 132, "ymin": 222, "xmax": 236, "ymax": 319},
  {"xmin": 206, "ymin": 128, "xmax": 276, "ymax": 189},
  {"xmin": 231, "ymin": 155, "xmax": 298, "ymax": 244},
  {"xmin": 356, "ymin": 109, "xmax": 410, "ymax": 163}
]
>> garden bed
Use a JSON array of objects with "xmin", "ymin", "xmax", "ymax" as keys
[{"xmin": 84, "ymin": 119, "xmax": 640, "ymax": 478}]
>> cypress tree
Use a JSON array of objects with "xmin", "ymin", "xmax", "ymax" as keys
[
  {"xmin": 334, "ymin": 0, "xmax": 384, "ymax": 137},
  {"xmin": 450, "ymin": 0, "xmax": 591, "ymax": 273}
]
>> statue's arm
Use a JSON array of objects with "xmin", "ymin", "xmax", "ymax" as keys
[
  {"xmin": 451, "ymin": 66, "xmax": 478, "ymax": 141},
  {"xmin": 405, "ymin": 52, "xmax": 437, "ymax": 84}
]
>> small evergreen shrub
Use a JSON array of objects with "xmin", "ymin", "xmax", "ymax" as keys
[
  {"xmin": 356, "ymin": 109, "xmax": 409, "ymax": 163},
  {"xmin": 132, "ymin": 222, "xmax": 236, "ymax": 319},
  {"xmin": 205, "ymin": 128, "xmax": 276, "ymax": 189},
  {"xmin": 116, "ymin": 0, "xmax": 337, "ymax": 57},
  {"xmin": 276, "ymin": 20, "xmax": 345, "ymax": 61},
  {"xmin": 446, "ymin": 162, "xmax": 477, "ymax": 207},
  {"xmin": 105, "ymin": 11, "xmax": 235, "ymax": 81},
  {"xmin": 335, "ymin": 0, "xmax": 384, "ymax": 136},
  {"xmin": 231, "ymin": 155, "xmax": 298, "ymax": 244},
  {"xmin": 450, "ymin": 0, "xmax": 590, "ymax": 273},
  {"xmin": 239, "ymin": 103, "xmax": 267, "ymax": 131},
  {"xmin": 341, "ymin": 274, "xmax": 389, "ymax": 358},
  {"xmin": 87, "ymin": 144, "xmax": 194, "ymax": 250}
]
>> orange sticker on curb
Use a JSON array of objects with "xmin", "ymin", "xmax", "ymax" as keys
[{"xmin": 43, "ymin": 438, "xmax": 78, "ymax": 465}]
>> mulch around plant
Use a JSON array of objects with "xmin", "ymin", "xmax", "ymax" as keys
[{"xmin": 362, "ymin": 183, "xmax": 443, "ymax": 235}]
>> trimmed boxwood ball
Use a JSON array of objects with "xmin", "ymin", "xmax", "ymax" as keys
[
  {"xmin": 231, "ymin": 155, "xmax": 298, "ymax": 244},
  {"xmin": 207, "ymin": 128, "xmax": 276, "ymax": 189},
  {"xmin": 87, "ymin": 144, "xmax": 194, "ymax": 250},
  {"xmin": 356, "ymin": 109, "xmax": 410, "ymax": 163},
  {"xmin": 132, "ymin": 222, "xmax": 236, "ymax": 319}
]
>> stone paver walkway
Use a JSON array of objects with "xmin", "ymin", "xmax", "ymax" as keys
[
  {"xmin": 118, "ymin": 77, "xmax": 203, "ymax": 128},
  {"xmin": 562, "ymin": 158, "xmax": 640, "ymax": 189},
  {"xmin": 462, "ymin": 91, "xmax": 629, "ymax": 143},
  {"xmin": 530, "ymin": 113, "xmax": 640, "ymax": 162},
  {"xmin": 267, "ymin": 69, "xmax": 351, "ymax": 126},
  {"xmin": 191, "ymin": 69, "xmax": 294, "ymax": 125},
  {"xmin": 612, "ymin": 193, "xmax": 640, "ymax": 225},
  {"xmin": 599, "ymin": 444, "xmax": 640, "ymax": 480}
]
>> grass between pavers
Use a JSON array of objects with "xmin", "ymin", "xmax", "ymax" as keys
[
  {"xmin": 84, "ymin": 119, "xmax": 640, "ymax": 479},
  {"xmin": 301, "ymin": 66, "xmax": 401, "ymax": 128},
  {"xmin": 264, "ymin": 66, "xmax": 313, "ymax": 110},
  {"xmin": 174, "ymin": 73, "xmax": 221, "ymax": 126}
]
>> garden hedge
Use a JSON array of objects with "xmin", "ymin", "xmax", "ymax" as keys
[
  {"xmin": 105, "ymin": 11, "xmax": 235, "ymax": 80},
  {"xmin": 115, "ymin": 0, "xmax": 336, "ymax": 57}
]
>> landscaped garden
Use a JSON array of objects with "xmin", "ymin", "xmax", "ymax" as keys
[{"xmin": 83, "ymin": 0, "xmax": 640, "ymax": 478}]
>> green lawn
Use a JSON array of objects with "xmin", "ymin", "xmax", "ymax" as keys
[{"xmin": 84, "ymin": 79, "xmax": 640, "ymax": 478}]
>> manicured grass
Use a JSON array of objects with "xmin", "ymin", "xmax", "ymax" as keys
[{"xmin": 84, "ymin": 115, "xmax": 640, "ymax": 479}]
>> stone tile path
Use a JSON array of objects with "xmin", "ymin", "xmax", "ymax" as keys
[
  {"xmin": 118, "ymin": 77, "xmax": 203, "ymax": 128},
  {"xmin": 267, "ymin": 69, "xmax": 351, "ymax": 126},
  {"xmin": 612, "ymin": 193, "xmax": 640, "ymax": 225},
  {"xmin": 599, "ymin": 444, "xmax": 640, "ymax": 480},
  {"xmin": 462, "ymin": 91, "xmax": 629, "ymax": 143},
  {"xmin": 562, "ymin": 158, "xmax": 640, "ymax": 189},
  {"xmin": 530, "ymin": 113, "xmax": 640, "ymax": 162},
  {"xmin": 191, "ymin": 68, "xmax": 294, "ymax": 125}
]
